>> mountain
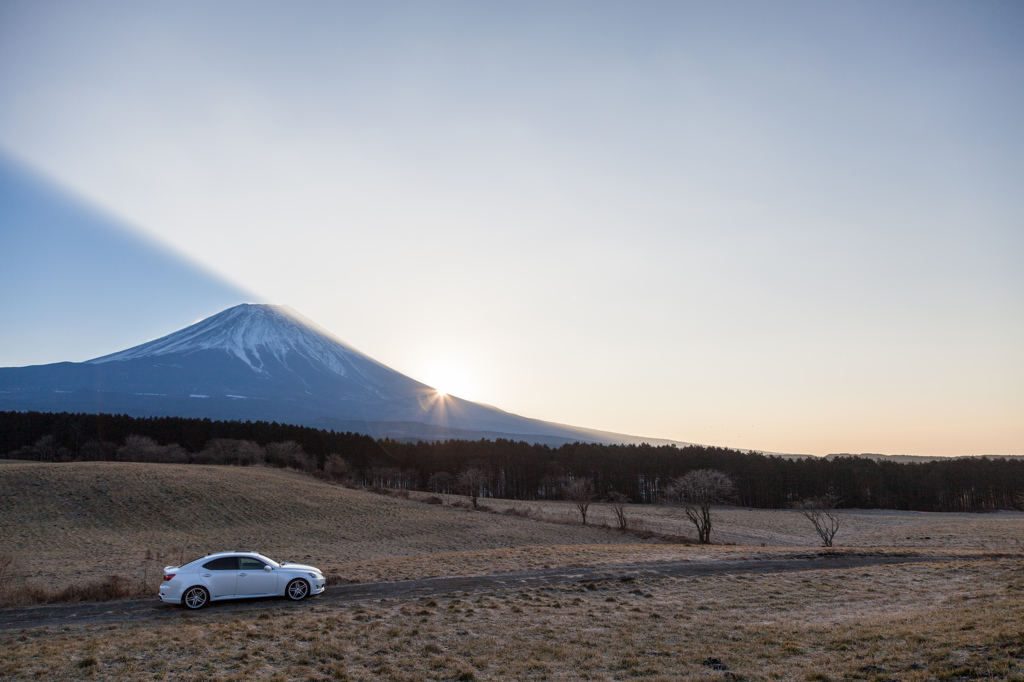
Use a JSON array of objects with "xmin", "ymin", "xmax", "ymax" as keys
[{"xmin": 0, "ymin": 304, "xmax": 684, "ymax": 447}]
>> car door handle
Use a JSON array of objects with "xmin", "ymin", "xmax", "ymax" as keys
[
  {"xmin": 238, "ymin": 573, "xmax": 247, "ymax": 576},
  {"xmin": 202, "ymin": 573, "xmax": 212, "ymax": 577}
]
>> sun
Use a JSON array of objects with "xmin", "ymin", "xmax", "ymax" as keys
[{"xmin": 421, "ymin": 364, "xmax": 474, "ymax": 401}]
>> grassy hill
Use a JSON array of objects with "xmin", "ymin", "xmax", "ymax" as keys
[
  {"xmin": 4, "ymin": 465, "xmax": 1024, "ymax": 679},
  {"xmin": 4, "ymin": 460, "xmax": 1021, "ymax": 606},
  {"xmin": 0, "ymin": 461, "xmax": 653, "ymax": 594}
]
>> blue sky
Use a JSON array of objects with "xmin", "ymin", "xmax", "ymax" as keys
[
  {"xmin": 0, "ymin": 153, "xmax": 248, "ymax": 361},
  {"xmin": 1, "ymin": 1, "xmax": 1021, "ymax": 455}
]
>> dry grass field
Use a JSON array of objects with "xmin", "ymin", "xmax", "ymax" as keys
[
  {"xmin": 1, "ymin": 558, "xmax": 1023, "ymax": 680},
  {"xmin": 2, "ymin": 460, "xmax": 1023, "ymax": 679},
  {"xmin": 2, "ymin": 461, "xmax": 1022, "ymax": 597},
  {"xmin": 0, "ymin": 461, "xmax": 653, "ymax": 597},
  {"xmin": 477, "ymin": 497, "xmax": 1024, "ymax": 551}
]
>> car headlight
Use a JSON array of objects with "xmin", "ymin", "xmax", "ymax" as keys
[{"xmin": 309, "ymin": 572, "xmax": 321, "ymax": 580}]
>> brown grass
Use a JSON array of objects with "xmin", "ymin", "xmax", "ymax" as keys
[
  {"xmin": 5, "ymin": 461, "xmax": 1024, "ymax": 678},
  {"xmin": 3, "ymin": 461, "xmax": 1022, "ymax": 607},
  {"xmin": 475, "ymin": 496, "xmax": 1024, "ymax": 550},
  {"xmin": 24, "ymin": 574, "xmax": 154, "ymax": 604},
  {"xmin": 2, "ymin": 558, "xmax": 1023, "ymax": 680},
  {"xmin": 1, "ymin": 462, "xmax": 659, "ymax": 604}
]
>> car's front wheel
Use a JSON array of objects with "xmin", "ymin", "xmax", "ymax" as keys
[
  {"xmin": 286, "ymin": 579, "xmax": 309, "ymax": 601},
  {"xmin": 183, "ymin": 586, "xmax": 209, "ymax": 609}
]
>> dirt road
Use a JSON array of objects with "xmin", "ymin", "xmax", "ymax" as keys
[{"xmin": 0, "ymin": 554, "xmax": 971, "ymax": 632}]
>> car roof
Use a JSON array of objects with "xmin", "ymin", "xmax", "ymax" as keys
[{"xmin": 201, "ymin": 550, "xmax": 263, "ymax": 559}]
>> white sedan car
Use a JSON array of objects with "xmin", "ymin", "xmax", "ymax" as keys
[{"xmin": 159, "ymin": 551, "xmax": 326, "ymax": 609}]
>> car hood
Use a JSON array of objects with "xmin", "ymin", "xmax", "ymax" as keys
[{"xmin": 279, "ymin": 563, "xmax": 320, "ymax": 573}]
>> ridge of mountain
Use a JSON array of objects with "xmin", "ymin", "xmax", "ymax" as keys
[
  {"xmin": 0, "ymin": 304, "xmax": 688, "ymax": 447},
  {"xmin": 91, "ymin": 305, "xmax": 365, "ymax": 377}
]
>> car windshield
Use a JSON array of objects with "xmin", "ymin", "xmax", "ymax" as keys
[{"xmin": 258, "ymin": 555, "xmax": 281, "ymax": 568}]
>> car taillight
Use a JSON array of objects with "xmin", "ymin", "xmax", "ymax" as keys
[{"xmin": 164, "ymin": 574, "xmax": 175, "ymax": 581}]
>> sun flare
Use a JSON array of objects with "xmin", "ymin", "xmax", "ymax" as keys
[{"xmin": 421, "ymin": 364, "xmax": 474, "ymax": 401}]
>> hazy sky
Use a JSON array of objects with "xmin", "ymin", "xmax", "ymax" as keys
[{"xmin": 1, "ymin": 1, "xmax": 1021, "ymax": 456}]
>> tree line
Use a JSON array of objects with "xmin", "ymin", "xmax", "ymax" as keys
[{"xmin": 2, "ymin": 410, "xmax": 1022, "ymax": 512}]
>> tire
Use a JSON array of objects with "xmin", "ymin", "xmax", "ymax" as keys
[
  {"xmin": 286, "ymin": 578, "xmax": 310, "ymax": 601},
  {"xmin": 183, "ymin": 586, "xmax": 209, "ymax": 609}
]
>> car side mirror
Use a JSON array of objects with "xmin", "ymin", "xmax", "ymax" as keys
[{"xmin": 264, "ymin": 565, "xmax": 273, "ymax": 572}]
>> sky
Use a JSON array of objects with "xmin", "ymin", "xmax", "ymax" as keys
[{"xmin": 0, "ymin": 1, "xmax": 1021, "ymax": 456}]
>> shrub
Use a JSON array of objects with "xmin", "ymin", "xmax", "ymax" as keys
[
  {"xmin": 505, "ymin": 506, "xmax": 534, "ymax": 518},
  {"xmin": 2, "ymin": 574, "xmax": 157, "ymax": 607},
  {"xmin": 0, "ymin": 552, "xmax": 16, "ymax": 601},
  {"xmin": 324, "ymin": 454, "xmax": 350, "ymax": 481}
]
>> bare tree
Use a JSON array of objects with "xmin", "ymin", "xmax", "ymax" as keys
[
  {"xmin": 234, "ymin": 440, "xmax": 264, "ymax": 466},
  {"xmin": 79, "ymin": 439, "xmax": 108, "ymax": 462},
  {"xmin": 794, "ymin": 494, "xmax": 842, "ymax": 547},
  {"xmin": 1016, "ymin": 491, "xmax": 1024, "ymax": 553},
  {"xmin": 323, "ymin": 454, "xmax": 350, "ymax": 481},
  {"xmin": 117, "ymin": 435, "xmax": 158, "ymax": 462},
  {"xmin": 116, "ymin": 435, "xmax": 187, "ymax": 464},
  {"xmin": 200, "ymin": 438, "xmax": 235, "ymax": 464},
  {"xmin": 200, "ymin": 438, "xmax": 264, "ymax": 466},
  {"xmin": 398, "ymin": 468, "xmax": 419, "ymax": 490},
  {"xmin": 607, "ymin": 491, "xmax": 629, "ymax": 531},
  {"xmin": 664, "ymin": 469, "xmax": 735, "ymax": 544},
  {"xmin": 565, "ymin": 477, "xmax": 596, "ymax": 525},
  {"xmin": 457, "ymin": 468, "xmax": 489, "ymax": 509},
  {"xmin": 34, "ymin": 435, "xmax": 58, "ymax": 462},
  {"xmin": 161, "ymin": 443, "xmax": 188, "ymax": 464},
  {"xmin": 266, "ymin": 441, "xmax": 313, "ymax": 472},
  {"xmin": 427, "ymin": 471, "xmax": 454, "ymax": 494}
]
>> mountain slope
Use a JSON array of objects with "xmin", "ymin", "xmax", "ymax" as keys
[{"xmin": 0, "ymin": 304, "xmax": 683, "ymax": 446}]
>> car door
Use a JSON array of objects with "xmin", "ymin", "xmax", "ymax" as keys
[
  {"xmin": 236, "ymin": 557, "xmax": 278, "ymax": 596},
  {"xmin": 199, "ymin": 557, "xmax": 238, "ymax": 598}
]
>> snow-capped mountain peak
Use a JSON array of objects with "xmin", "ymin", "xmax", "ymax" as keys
[
  {"xmin": 88, "ymin": 304, "xmax": 364, "ymax": 377},
  {"xmin": 1, "ymin": 303, "xmax": 679, "ymax": 446}
]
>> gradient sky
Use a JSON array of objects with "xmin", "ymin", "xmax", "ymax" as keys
[{"xmin": 1, "ymin": 1, "xmax": 1021, "ymax": 456}]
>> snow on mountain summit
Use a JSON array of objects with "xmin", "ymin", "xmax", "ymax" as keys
[{"xmin": 88, "ymin": 304, "xmax": 367, "ymax": 377}]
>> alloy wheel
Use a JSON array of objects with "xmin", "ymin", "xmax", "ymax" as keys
[
  {"xmin": 287, "ymin": 579, "xmax": 309, "ymax": 601},
  {"xmin": 183, "ymin": 586, "xmax": 208, "ymax": 609}
]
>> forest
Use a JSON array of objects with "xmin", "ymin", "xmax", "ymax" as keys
[{"xmin": 2, "ymin": 410, "xmax": 1021, "ymax": 512}]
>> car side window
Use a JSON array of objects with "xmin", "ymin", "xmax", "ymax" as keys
[
  {"xmin": 202, "ymin": 557, "xmax": 239, "ymax": 571},
  {"xmin": 239, "ymin": 557, "xmax": 267, "ymax": 571}
]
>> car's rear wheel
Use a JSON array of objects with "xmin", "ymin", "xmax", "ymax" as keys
[
  {"xmin": 286, "ymin": 578, "xmax": 309, "ymax": 601},
  {"xmin": 183, "ymin": 586, "xmax": 209, "ymax": 609}
]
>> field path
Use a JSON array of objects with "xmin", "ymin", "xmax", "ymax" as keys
[{"xmin": 0, "ymin": 554, "xmax": 977, "ymax": 632}]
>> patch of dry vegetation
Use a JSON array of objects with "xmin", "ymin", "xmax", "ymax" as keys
[
  {"xmin": 478, "ymin": 497, "xmax": 1024, "ymax": 550},
  {"xmin": 0, "ymin": 462, "xmax": 657, "ymax": 604},
  {"xmin": 2, "ymin": 559, "xmax": 1023, "ymax": 680},
  {"xmin": 5, "ymin": 461, "xmax": 1024, "ymax": 678},
  {"xmin": 3, "ymin": 462, "xmax": 1021, "ymax": 607}
]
